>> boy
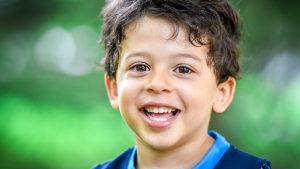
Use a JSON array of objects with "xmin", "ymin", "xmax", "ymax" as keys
[{"xmin": 93, "ymin": 0, "xmax": 271, "ymax": 168}]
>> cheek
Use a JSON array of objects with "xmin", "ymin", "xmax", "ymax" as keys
[
  {"xmin": 118, "ymin": 80, "xmax": 142, "ymax": 119},
  {"xmin": 177, "ymin": 81, "xmax": 216, "ymax": 115},
  {"xmin": 179, "ymin": 82, "xmax": 213, "ymax": 103}
]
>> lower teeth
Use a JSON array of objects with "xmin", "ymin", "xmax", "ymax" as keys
[{"xmin": 145, "ymin": 112, "xmax": 174, "ymax": 122}]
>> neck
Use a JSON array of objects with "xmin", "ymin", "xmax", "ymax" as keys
[{"xmin": 135, "ymin": 132, "xmax": 215, "ymax": 169}]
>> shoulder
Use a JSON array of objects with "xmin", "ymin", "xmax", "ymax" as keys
[
  {"xmin": 91, "ymin": 161, "xmax": 110, "ymax": 169},
  {"xmin": 214, "ymin": 145, "xmax": 271, "ymax": 169},
  {"xmin": 91, "ymin": 147, "xmax": 134, "ymax": 169}
]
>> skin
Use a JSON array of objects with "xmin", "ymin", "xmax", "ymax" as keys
[{"xmin": 105, "ymin": 16, "xmax": 236, "ymax": 169}]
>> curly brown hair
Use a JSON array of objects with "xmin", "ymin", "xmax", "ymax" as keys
[{"xmin": 100, "ymin": 0, "xmax": 242, "ymax": 84}]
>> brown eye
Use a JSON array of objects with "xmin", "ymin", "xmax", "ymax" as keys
[
  {"xmin": 175, "ymin": 66, "xmax": 192, "ymax": 74},
  {"xmin": 132, "ymin": 64, "xmax": 150, "ymax": 72}
]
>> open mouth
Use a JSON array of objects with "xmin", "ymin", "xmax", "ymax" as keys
[
  {"xmin": 140, "ymin": 106, "xmax": 180, "ymax": 128},
  {"xmin": 144, "ymin": 107, "xmax": 179, "ymax": 122}
]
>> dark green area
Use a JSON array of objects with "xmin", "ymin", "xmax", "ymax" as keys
[{"xmin": 0, "ymin": 0, "xmax": 299, "ymax": 168}]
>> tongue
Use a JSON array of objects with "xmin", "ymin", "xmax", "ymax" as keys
[{"xmin": 150, "ymin": 112, "xmax": 173, "ymax": 118}]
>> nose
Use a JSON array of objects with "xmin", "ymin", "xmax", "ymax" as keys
[{"xmin": 144, "ymin": 70, "xmax": 174, "ymax": 94}]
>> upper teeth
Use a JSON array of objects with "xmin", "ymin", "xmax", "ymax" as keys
[{"xmin": 146, "ymin": 108, "xmax": 175, "ymax": 113}]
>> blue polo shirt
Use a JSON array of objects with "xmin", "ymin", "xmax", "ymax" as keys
[{"xmin": 127, "ymin": 131, "xmax": 231, "ymax": 169}]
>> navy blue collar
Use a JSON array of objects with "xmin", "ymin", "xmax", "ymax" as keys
[
  {"xmin": 92, "ymin": 131, "xmax": 270, "ymax": 169},
  {"xmin": 127, "ymin": 131, "xmax": 230, "ymax": 169}
]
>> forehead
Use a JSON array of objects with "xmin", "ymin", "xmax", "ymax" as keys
[
  {"xmin": 120, "ymin": 16, "xmax": 209, "ymax": 60},
  {"xmin": 123, "ymin": 16, "xmax": 188, "ymax": 46}
]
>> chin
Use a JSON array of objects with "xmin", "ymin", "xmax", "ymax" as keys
[
  {"xmin": 147, "ymin": 140, "xmax": 177, "ymax": 150},
  {"xmin": 137, "ymin": 132, "xmax": 181, "ymax": 150}
]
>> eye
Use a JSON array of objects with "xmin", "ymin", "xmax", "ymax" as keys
[
  {"xmin": 130, "ymin": 64, "xmax": 150, "ymax": 72},
  {"xmin": 175, "ymin": 66, "xmax": 193, "ymax": 74}
]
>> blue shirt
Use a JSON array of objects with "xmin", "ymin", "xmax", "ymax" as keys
[{"xmin": 127, "ymin": 131, "xmax": 231, "ymax": 169}]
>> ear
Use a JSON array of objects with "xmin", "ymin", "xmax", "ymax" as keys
[
  {"xmin": 105, "ymin": 74, "xmax": 119, "ymax": 110},
  {"xmin": 212, "ymin": 76, "xmax": 236, "ymax": 113}
]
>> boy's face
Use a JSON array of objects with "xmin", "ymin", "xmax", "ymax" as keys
[{"xmin": 105, "ymin": 17, "xmax": 234, "ymax": 150}]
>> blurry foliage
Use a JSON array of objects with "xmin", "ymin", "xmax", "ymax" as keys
[{"xmin": 0, "ymin": 0, "xmax": 300, "ymax": 168}]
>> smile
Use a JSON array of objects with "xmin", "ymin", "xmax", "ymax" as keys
[
  {"xmin": 140, "ymin": 104, "xmax": 180, "ymax": 128},
  {"xmin": 144, "ymin": 107, "xmax": 178, "ymax": 122}
]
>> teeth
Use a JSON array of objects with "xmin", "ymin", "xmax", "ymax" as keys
[
  {"xmin": 146, "ymin": 111, "xmax": 174, "ymax": 121},
  {"xmin": 146, "ymin": 107, "xmax": 175, "ymax": 113},
  {"xmin": 150, "ymin": 116, "xmax": 168, "ymax": 122}
]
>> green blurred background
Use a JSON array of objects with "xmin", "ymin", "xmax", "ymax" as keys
[{"xmin": 0, "ymin": 0, "xmax": 300, "ymax": 168}]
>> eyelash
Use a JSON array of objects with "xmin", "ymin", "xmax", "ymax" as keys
[
  {"xmin": 129, "ymin": 63, "xmax": 150, "ymax": 72},
  {"xmin": 129, "ymin": 63, "xmax": 194, "ymax": 74},
  {"xmin": 174, "ymin": 65, "xmax": 194, "ymax": 74}
]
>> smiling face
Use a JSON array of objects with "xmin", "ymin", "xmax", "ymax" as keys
[{"xmin": 105, "ymin": 16, "xmax": 235, "ymax": 150}]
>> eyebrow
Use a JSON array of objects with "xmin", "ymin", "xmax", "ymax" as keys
[
  {"xmin": 171, "ymin": 52, "xmax": 202, "ymax": 62},
  {"xmin": 123, "ymin": 52, "xmax": 151, "ymax": 60},
  {"xmin": 124, "ymin": 51, "xmax": 202, "ymax": 62}
]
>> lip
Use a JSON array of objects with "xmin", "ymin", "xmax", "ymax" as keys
[
  {"xmin": 141, "ymin": 102, "xmax": 179, "ymax": 110},
  {"xmin": 140, "ymin": 102, "xmax": 180, "ymax": 129}
]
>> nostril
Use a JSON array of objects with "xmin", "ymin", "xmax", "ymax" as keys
[{"xmin": 145, "ymin": 83, "xmax": 173, "ymax": 94}]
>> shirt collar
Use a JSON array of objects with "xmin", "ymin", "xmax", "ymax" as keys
[{"xmin": 127, "ymin": 131, "xmax": 230, "ymax": 169}]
